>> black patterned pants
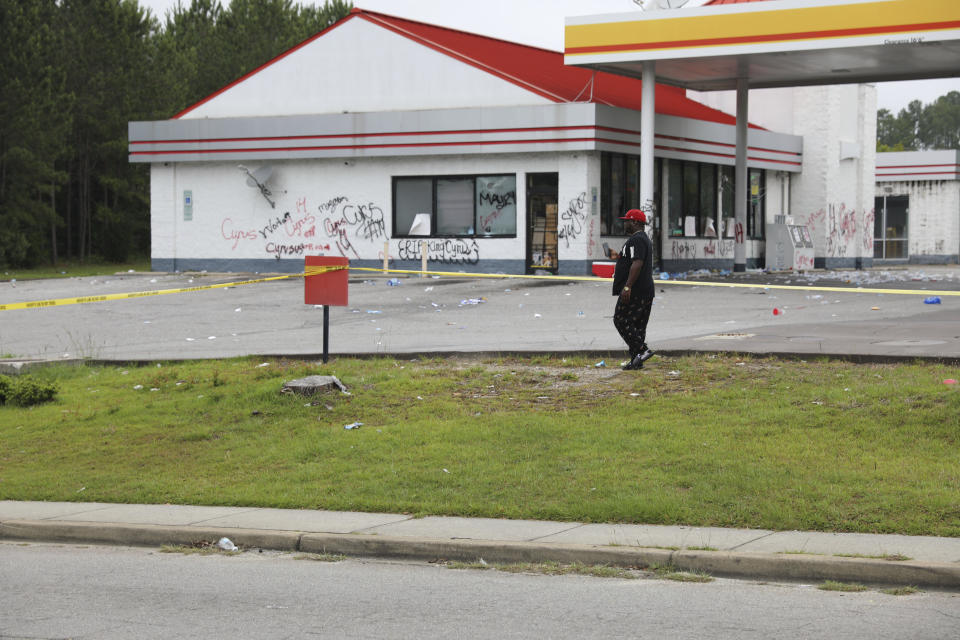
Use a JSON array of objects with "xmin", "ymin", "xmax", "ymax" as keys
[{"xmin": 613, "ymin": 295, "xmax": 653, "ymax": 357}]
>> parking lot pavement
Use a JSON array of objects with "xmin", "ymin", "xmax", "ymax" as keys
[{"xmin": 0, "ymin": 267, "xmax": 958, "ymax": 362}]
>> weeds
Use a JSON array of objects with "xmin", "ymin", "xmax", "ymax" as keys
[{"xmin": 818, "ymin": 580, "xmax": 868, "ymax": 592}]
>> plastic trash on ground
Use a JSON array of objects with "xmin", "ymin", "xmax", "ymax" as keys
[
  {"xmin": 924, "ymin": 296, "xmax": 942, "ymax": 304},
  {"xmin": 387, "ymin": 278, "xmax": 401, "ymax": 286},
  {"xmin": 217, "ymin": 537, "xmax": 238, "ymax": 552},
  {"xmin": 944, "ymin": 379, "xmax": 957, "ymax": 385},
  {"xmin": 344, "ymin": 421, "xmax": 363, "ymax": 430},
  {"xmin": 595, "ymin": 360, "xmax": 605, "ymax": 368}
]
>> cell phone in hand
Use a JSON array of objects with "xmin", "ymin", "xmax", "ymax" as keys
[{"xmin": 603, "ymin": 242, "xmax": 611, "ymax": 257}]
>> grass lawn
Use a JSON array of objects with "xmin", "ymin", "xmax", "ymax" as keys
[
  {"xmin": 1, "ymin": 354, "xmax": 958, "ymax": 537},
  {"xmin": 0, "ymin": 258, "xmax": 152, "ymax": 282}
]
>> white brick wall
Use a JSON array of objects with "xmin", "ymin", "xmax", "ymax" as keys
[{"xmin": 875, "ymin": 181, "xmax": 960, "ymax": 260}]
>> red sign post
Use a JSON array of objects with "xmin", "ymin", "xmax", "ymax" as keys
[{"xmin": 304, "ymin": 256, "xmax": 349, "ymax": 362}]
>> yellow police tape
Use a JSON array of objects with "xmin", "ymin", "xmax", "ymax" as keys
[{"xmin": 0, "ymin": 264, "xmax": 956, "ymax": 312}]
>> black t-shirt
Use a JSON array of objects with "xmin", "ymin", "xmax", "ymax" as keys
[{"xmin": 612, "ymin": 231, "xmax": 655, "ymax": 298}]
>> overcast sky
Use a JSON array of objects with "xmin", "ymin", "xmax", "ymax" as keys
[{"xmin": 138, "ymin": 0, "xmax": 959, "ymax": 115}]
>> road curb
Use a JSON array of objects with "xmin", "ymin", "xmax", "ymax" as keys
[{"xmin": 3, "ymin": 519, "xmax": 958, "ymax": 589}]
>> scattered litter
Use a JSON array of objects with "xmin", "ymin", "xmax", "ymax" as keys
[
  {"xmin": 630, "ymin": 392, "xmax": 640, "ymax": 397},
  {"xmin": 668, "ymin": 370, "xmax": 681, "ymax": 376},
  {"xmin": 577, "ymin": 311, "xmax": 585, "ymax": 318},
  {"xmin": 207, "ymin": 336, "xmax": 216, "ymax": 340},
  {"xmin": 504, "ymin": 289, "xmax": 512, "ymax": 292},
  {"xmin": 924, "ymin": 296, "xmax": 942, "ymax": 304},
  {"xmin": 387, "ymin": 278, "xmax": 401, "ymax": 286},
  {"xmin": 479, "ymin": 558, "xmax": 488, "ymax": 566},
  {"xmin": 660, "ymin": 273, "xmax": 670, "ymax": 280},
  {"xmin": 186, "ymin": 337, "xmax": 195, "ymax": 341},
  {"xmin": 366, "ymin": 310, "xmax": 382, "ymax": 314},
  {"xmin": 772, "ymin": 308, "xmax": 781, "ymax": 316},
  {"xmin": 217, "ymin": 537, "xmax": 239, "ymax": 552},
  {"xmin": 344, "ymin": 421, "xmax": 363, "ymax": 430},
  {"xmin": 133, "ymin": 385, "xmax": 143, "ymax": 390},
  {"xmin": 595, "ymin": 360, "xmax": 605, "ymax": 368},
  {"xmin": 425, "ymin": 286, "xmax": 434, "ymax": 292},
  {"xmin": 76, "ymin": 486, "xmax": 86, "ymax": 493},
  {"xmin": 812, "ymin": 401, "xmax": 824, "ymax": 405},
  {"xmin": 257, "ymin": 362, "xmax": 270, "ymax": 368},
  {"xmin": 416, "ymin": 396, "xmax": 423, "ymax": 400},
  {"xmin": 442, "ymin": 468, "xmax": 450, "ymax": 474},
  {"xmin": 150, "ymin": 388, "xmax": 160, "ymax": 392},
  {"xmin": 150, "ymin": 278, "xmax": 157, "ymax": 284},
  {"xmin": 871, "ymin": 307, "xmax": 880, "ymax": 311},
  {"xmin": 534, "ymin": 313, "xmax": 542, "ymax": 318},
  {"xmin": 459, "ymin": 298, "xmax": 486, "ymax": 306},
  {"xmin": 235, "ymin": 307, "xmax": 242, "ymax": 312},
  {"xmin": 736, "ymin": 362, "xmax": 746, "ymax": 366},
  {"xmin": 144, "ymin": 320, "xmax": 152, "ymax": 324},
  {"xmin": 944, "ymin": 379, "xmax": 957, "ymax": 385}
]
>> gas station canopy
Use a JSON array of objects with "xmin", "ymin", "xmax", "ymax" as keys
[{"xmin": 564, "ymin": 0, "xmax": 960, "ymax": 91}]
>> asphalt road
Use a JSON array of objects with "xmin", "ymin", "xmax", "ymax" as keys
[
  {"xmin": 2, "ymin": 542, "xmax": 959, "ymax": 640},
  {"xmin": 1, "ymin": 266, "xmax": 958, "ymax": 362}
]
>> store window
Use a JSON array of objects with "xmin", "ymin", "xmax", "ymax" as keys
[
  {"xmin": 601, "ymin": 153, "xmax": 661, "ymax": 235},
  {"xmin": 603, "ymin": 157, "xmax": 765, "ymax": 239},
  {"xmin": 666, "ymin": 159, "xmax": 720, "ymax": 238},
  {"xmin": 873, "ymin": 195, "xmax": 908, "ymax": 259},
  {"xmin": 393, "ymin": 174, "xmax": 517, "ymax": 237}
]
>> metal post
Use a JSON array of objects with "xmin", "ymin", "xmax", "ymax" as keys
[
  {"xmin": 420, "ymin": 239, "xmax": 428, "ymax": 277},
  {"xmin": 734, "ymin": 77, "xmax": 749, "ymax": 272},
  {"xmin": 322, "ymin": 305, "xmax": 330, "ymax": 364},
  {"xmin": 640, "ymin": 61, "xmax": 656, "ymax": 214}
]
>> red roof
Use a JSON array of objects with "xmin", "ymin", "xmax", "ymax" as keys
[{"xmin": 175, "ymin": 8, "xmax": 741, "ymax": 127}]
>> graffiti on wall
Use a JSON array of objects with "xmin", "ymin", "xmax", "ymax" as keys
[
  {"xmin": 397, "ymin": 238, "xmax": 480, "ymax": 265},
  {"xmin": 808, "ymin": 203, "xmax": 864, "ymax": 257},
  {"xmin": 218, "ymin": 194, "xmax": 385, "ymax": 260},
  {"xmin": 670, "ymin": 239, "xmax": 734, "ymax": 260},
  {"xmin": 558, "ymin": 192, "xmax": 587, "ymax": 248}
]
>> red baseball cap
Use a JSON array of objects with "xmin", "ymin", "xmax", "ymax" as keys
[{"xmin": 619, "ymin": 208, "xmax": 648, "ymax": 223}]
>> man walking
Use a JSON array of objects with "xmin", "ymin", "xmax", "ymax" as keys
[{"xmin": 610, "ymin": 208, "xmax": 655, "ymax": 370}]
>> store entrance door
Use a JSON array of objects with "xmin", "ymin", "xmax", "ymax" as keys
[{"xmin": 526, "ymin": 173, "xmax": 559, "ymax": 274}]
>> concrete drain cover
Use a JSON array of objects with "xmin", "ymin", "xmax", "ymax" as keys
[
  {"xmin": 873, "ymin": 339, "xmax": 946, "ymax": 347},
  {"xmin": 694, "ymin": 333, "xmax": 755, "ymax": 341}
]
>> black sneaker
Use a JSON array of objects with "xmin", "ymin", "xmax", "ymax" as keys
[
  {"xmin": 622, "ymin": 355, "xmax": 644, "ymax": 370},
  {"xmin": 638, "ymin": 348, "xmax": 655, "ymax": 363}
]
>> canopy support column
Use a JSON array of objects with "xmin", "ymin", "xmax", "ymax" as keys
[
  {"xmin": 734, "ymin": 77, "xmax": 749, "ymax": 272},
  {"xmin": 640, "ymin": 61, "xmax": 658, "ymax": 268}
]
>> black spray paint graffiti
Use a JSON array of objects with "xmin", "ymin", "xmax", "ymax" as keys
[
  {"xmin": 672, "ymin": 239, "xmax": 734, "ymax": 260},
  {"xmin": 558, "ymin": 192, "xmax": 587, "ymax": 248},
  {"xmin": 671, "ymin": 241, "xmax": 698, "ymax": 260},
  {"xmin": 259, "ymin": 212, "xmax": 292, "ymax": 239},
  {"xmin": 321, "ymin": 198, "xmax": 386, "ymax": 259},
  {"xmin": 477, "ymin": 188, "xmax": 516, "ymax": 233},
  {"xmin": 397, "ymin": 238, "xmax": 480, "ymax": 265}
]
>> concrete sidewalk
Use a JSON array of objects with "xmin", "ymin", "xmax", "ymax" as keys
[{"xmin": 2, "ymin": 501, "xmax": 958, "ymax": 589}]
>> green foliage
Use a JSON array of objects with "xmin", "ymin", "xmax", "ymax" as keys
[
  {"xmin": 877, "ymin": 91, "xmax": 960, "ymax": 151},
  {"xmin": 0, "ymin": 0, "xmax": 353, "ymax": 269},
  {"xmin": 0, "ymin": 375, "xmax": 11, "ymax": 404},
  {"xmin": 0, "ymin": 374, "xmax": 59, "ymax": 407}
]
